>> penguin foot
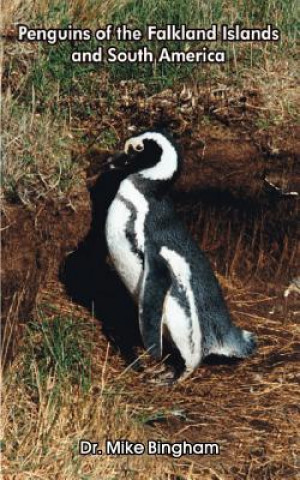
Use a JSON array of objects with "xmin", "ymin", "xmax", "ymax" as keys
[
  {"xmin": 148, "ymin": 365, "xmax": 177, "ymax": 386},
  {"xmin": 130, "ymin": 358, "xmax": 144, "ymax": 372},
  {"xmin": 177, "ymin": 367, "xmax": 194, "ymax": 383}
]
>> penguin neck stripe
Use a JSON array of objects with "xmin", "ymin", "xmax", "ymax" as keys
[{"xmin": 138, "ymin": 133, "xmax": 178, "ymax": 181}]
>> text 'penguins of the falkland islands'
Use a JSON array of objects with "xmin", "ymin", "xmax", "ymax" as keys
[{"xmin": 105, "ymin": 131, "xmax": 257, "ymax": 383}]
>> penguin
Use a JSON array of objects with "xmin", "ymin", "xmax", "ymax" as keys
[{"xmin": 105, "ymin": 130, "xmax": 256, "ymax": 383}]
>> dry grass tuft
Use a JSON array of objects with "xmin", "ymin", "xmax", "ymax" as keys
[{"xmin": 2, "ymin": 91, "xmax": 81, "ymax": 207}]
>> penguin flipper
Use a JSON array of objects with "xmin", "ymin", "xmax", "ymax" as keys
[{"xmin": 139, "ymin": 250, "xmax": 171, "ymax": 360}]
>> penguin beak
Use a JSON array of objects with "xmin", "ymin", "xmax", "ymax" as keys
[
  {"xmin": 106, "ymin": 151, "xmax": 130, "ymax": 170},
  {"xmin": 106, "ymin": 144, "xmax": 142, "ymax": 170}
]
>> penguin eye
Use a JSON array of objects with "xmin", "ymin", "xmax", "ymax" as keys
[{"xmin": 135, "ymin": 143, "xmax": 144, "ymax": 152}]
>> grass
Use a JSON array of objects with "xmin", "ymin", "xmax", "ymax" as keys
[
  {"xmin": 2, "ymin": 0, "xmax": 298, "ymax": 205},
  {"xmin": 23, "ymin": 312, "xmax": 92, "ymax": 393},
  {"xmin": 2, "ymin": 98, "xmax": 80, "ymax": 206},
  {"xmin": 2, "ymin": 283, "xmax": 299, "ymax": 478},
  {"xmin": 3, "ymin": 0, "xmax": 298, "ymax": 94},
  {"xmin": 1, "ymin": 303, "xmax": 179, "ymax": 479}
]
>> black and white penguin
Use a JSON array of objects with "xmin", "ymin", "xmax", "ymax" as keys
[{"xmin": 105, "ymin": 130, "xmax": 256, "ymax": 382}]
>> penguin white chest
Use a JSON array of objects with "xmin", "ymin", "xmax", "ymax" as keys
[{"xmin": 105, "ymin": 179, "xmax": 149, "ymax": 296}]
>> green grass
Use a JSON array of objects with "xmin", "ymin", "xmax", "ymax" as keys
[
  {"xmin": 5, "ymin": 0, "xmax": 298, "ymax": 98},
  {"xmin": 23, "ymin": 311, "xmax": 93, "ymax": 397},
  {"xmin": 5, "ymin": 0, "xmax": 298, "ymax": 99},
  {"xmin": 2, "ymin": 0, "xmax": 298, "ymax": 205}
]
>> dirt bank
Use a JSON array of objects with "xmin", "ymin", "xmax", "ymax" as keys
[{"xmin": 1, "ymin": 192, "xmax": 91, "ymax": 365}]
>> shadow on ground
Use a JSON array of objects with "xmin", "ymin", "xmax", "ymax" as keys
[{"xmin": 59, "ymin": 170, "xmax": 144, "ymax": 368}]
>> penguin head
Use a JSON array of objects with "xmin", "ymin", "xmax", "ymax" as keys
[{"xmin": 108, "ymin": 131, "xmax": 180, "ymax": 182}]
